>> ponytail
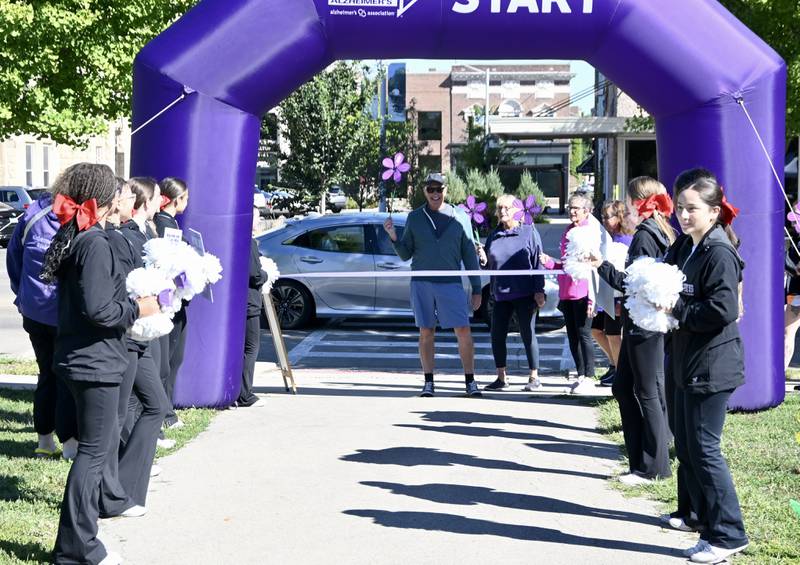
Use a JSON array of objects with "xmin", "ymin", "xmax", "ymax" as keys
[
  {"xmin": 652, "ymin": 211, "xmax": 677, "ymax": 245},
  {"xmin": 40, "ymin": 221, "xmax": 78, "ymax": 283}
]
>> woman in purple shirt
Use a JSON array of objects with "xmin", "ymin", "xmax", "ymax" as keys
[{"xmin": 479, "ymin": 194, "xmax": 545, "ymax": 391}]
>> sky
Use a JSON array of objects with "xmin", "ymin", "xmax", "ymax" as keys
[{"xmin": 365, "ymin": 58, "xmax": 596, "ymax": 114}]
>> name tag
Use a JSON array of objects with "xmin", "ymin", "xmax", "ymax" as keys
[{"xmin": 683, "ymin": 283, "xmax": 695, "ymax": 296}]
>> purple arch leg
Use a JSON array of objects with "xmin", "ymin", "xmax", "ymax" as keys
[{"xmin": 131, "ymin": 88, "xmax": 259, "ymax": 408}]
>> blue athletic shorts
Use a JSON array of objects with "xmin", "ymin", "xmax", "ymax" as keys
[{"xmin": 410, "ymin": 280, "xmax": 471, "ymax": 329}]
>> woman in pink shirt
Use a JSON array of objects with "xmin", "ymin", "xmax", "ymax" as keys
[{"xmin": 543, "ymin": 192, "xmax": 595, "ymax": 393}]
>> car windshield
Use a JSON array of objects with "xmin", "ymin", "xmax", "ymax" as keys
[{"xmin": 26, "ymin": 189, "xmax": 48, "ymax": 200}]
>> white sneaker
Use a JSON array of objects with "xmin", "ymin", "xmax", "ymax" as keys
[
  {"xmin": 659, "ymin": 514, "xmax": 694, "ymax": 532},
  {"xmin": 156, "ymin": 438, "xmax": 176, "ymax": 449},
  {"xmin": 61, "ymin": 437, "xmax": 79, "ymax": 461},
  {"xmin": 523, "ymin": 379, "xmax": 543, "ymax": 391},
  {"xmin": 99, "ymin": 551, "xmax": 123, "ymax": 565},
  {"xmin": 618, "ymin": 472, "xmax": 653, "ymax": 486},
  {"xmin": 683, "ymin": 540, "xmax": 711, "ymax": 558},
  {"xmin": 120, "ymin": 505, "xmax": 147, "ymax": 518},
  {"xmin": 690, "ymin": 543, "xmax": 748, "ymax": 563},
  {"xmin": 570, "ymin": 378, "xmax": 595, "ymax": 395},
  {"xmin": 166, "ymin": 419, "xmax": 185, "ymax": 430},
  {"xmin": 150, "ymin": 464, "xmax": 162, "ymax": 478}
]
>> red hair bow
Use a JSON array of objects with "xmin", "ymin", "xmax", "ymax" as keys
[
  {"xmin": 635, "ymin": 193, "xmax": 674, "ymax": 219},
  {"xmin": 53, "ymin": 194, "xmax": 99, "ymax": 231},
  {"xmin": 719, "ymin": 193, "xmax": 740, "ymax": 226},
  {"xmin": 159, "ymin": 195, "xmax": 171, "ymax": 210}
]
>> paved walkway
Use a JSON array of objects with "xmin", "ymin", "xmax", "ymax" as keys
[{"xmin": 99, "ymin": 369, "xmax": 694, "ymax": 565}]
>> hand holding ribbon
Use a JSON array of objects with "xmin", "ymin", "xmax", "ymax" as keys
[
  {"xmin": 634, "ymin": 193, "xmax": 674, "ymax": 219},
  {"xmin": 53, "ymin": 193, "xmax": 100, "ymax": 231}
]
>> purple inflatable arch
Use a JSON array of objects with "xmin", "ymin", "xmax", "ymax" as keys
[{"xmin": 131, "ymin": 0, "xmax": 786, "ymax": 410}]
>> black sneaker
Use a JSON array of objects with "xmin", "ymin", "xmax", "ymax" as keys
[
  {"xmin": 484, "ymin": 379, "xmax": 507, "ymax": 391},
  {"xmin": 420, "ymin": 382, "xmax": 435, "ymax": 397},
  {"xmin": 466, "ymin": 381, "xmax": 483, "ymax": 397},
  {"xmin": 600, "ymin": 370, "xmax": 616, "ymax": 387}
]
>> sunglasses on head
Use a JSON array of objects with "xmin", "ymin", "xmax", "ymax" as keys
[{"xmin": 425, "ymin": 184, "xmax": 445, "ymax": 194}]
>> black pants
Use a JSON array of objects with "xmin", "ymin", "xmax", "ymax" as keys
[
  {"xmin": 238, "ymin": 315, "xmax": 261, "ymax": 404},
  {"xmin": 560, "ymin": 298, "xmax": 594, "ymax": 377},
  {"xmin": 490, "ymin": 297, "xmax": 539, "ymax": 370},
  {"xmin": 161, "ymin": 306, "xmax": 187, "ymax": 422},
  {"xmin": 612, "ymin": 331, "xmax": 671, "ymax": 479},
  {"xmin": 119, "ymin": 347, "xmax": 168, "ymax": 506},
  {"xmin": 674, "ymin": 388, "xmax": 748, "ymax": 549},
  {"xmin": 54, "ymin": 381, "xmax": 120, "ymax": 565},
  {"xmin": 24, "ymin": 317, "xmax": 77, "ymax": 442}
]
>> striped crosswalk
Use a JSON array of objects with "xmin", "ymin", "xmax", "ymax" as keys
[{"xmin": 286, "ymin": 318, "xmax": 606, "ymax": 374}]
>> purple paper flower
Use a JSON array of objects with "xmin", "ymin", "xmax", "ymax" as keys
[
  {"xmin": 458, "ymin": 195, "xmax": 488, "ymax": 225},
  {"xmin": 513, "ymin": 195, "xmax": 542, "ymax": 225},
  {"xmin": 381, "ymin": 152, "xmax": 411, "ymax": 183},
  {"xmin": 788, "ymin": 202, "xmax": 800, "ymax": 232}
]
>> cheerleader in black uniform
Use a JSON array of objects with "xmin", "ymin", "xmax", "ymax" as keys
[
  {"xmin": 665, "ymin": 174, "xmax": 748, "ymax": 564},
  {"xmin": 153, "ymin": 177, "xmax": 189, "ymax": 428},
  {"xmin": 42, "ymin": 164, "xmax": 159, "ymax": 565}
]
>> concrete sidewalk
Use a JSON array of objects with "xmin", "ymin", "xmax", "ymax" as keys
[{"xmin": 99, "ymin": 369, "xmax": 694, "ymax": 565}]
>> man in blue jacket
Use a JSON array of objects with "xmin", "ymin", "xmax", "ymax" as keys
[
  {"xmin": 383, "ymin": 173, "xmax": 482, "ymax": 397},
  {"xmin": 6, "ymin": 192, "xmax": 77, "ymax": 458}
]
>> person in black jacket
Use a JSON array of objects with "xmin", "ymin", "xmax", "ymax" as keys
[
  {"xmin": 784, "ymin": 230, "xmax": 800, "ymax": 371},
  {"xmin": 102, "ymin": 177, "xmax": 170, "ymax": 512},
  {"xmin": 665, "ymin": 176, "xmax": 748, "ymax": 564},
  {"xmin": 153, "ymin": 177, "xmax": 190, "ymax": 428},
  {"xmin": 40, "ymin": 164, "xmax": 159, "ymax": 565},
  {"xmin": 238, "ymin": 207, "xmax": 269, "ymax": 407},
  {"xmin": 591, "ymin": 177, "xmax": 675, "ymax": 484}
]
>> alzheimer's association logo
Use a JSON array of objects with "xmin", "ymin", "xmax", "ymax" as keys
[{"xmin": 328, "ymin": 0, "xmax": 421, "ymax": 17}]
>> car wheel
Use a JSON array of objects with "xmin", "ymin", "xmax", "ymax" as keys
[
  {"xmin": 332, "ymin": 206, "xmax": 341, "ymax": 213},
  {"xmin": 271, "ymin": 280, "xmax": 314, "ymax": 329}
]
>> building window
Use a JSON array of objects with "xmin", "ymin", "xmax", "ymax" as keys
[
  {"xmin": 25, "ymin": 143, "xmax": 34, "ymax": 187},
  {"xmin": 418, "ymin": 155, "xmax": 442, "ymax": 173},
  {"xmin": 418, "ymin": 111, "xmax": 442, "ymax": 141},
  {"xmin": 535, "ymin": 80, "xmax": 555, "ymax": 99},
  {"xmin": 467, "ymin": 80, "xmax": 483, "ymax": 99},
  {"xmin": 42, "ymin": 145, "xmax": 51, "ymax": 186},
  {"xmin": 501, "ymin": 80, "xmax": 520, "ymax": 99}
]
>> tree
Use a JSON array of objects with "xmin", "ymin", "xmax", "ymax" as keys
[
  {"xmin": 0, "ymin": 0, "xmax": 197, "ymax": 145},
  {"xmin": 515, "ymin": 170, "xmax": 547, "ymax": 220},
  {"xmin": 717, "ymin": 0, "xmax": 799, "ymax": 139},
  {"xmin": 278, "ymin": 62, "xmax": 377, "ymax": 212},
  {"xmin": 454, "ymin": 112, "xmax": 518, "ymax": 176}
]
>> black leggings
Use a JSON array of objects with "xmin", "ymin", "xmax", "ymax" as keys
[
  {"xmin": 613, "ymin": 330, "xmax": 671, "ymax": 479},
  {"xmin": 490, "ymin": 297, "xmax": 539, "ymax": 370},
  {"xmin": 238, "ymin": 315, "xmax": 261, "ymax": 403},
  {"xmin": 24, "ymin": 316, "xmax": 77, "ymax": 442},
  {"xmin": 560, "ymin": 298, "xmax": 594, "ymax": 377}
]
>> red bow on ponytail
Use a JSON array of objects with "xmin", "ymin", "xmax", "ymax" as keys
[
  {"xmin": 719, "ymin": 192, "xmax": 740, "ymax": 226},
  {"xmin": 634, "ymin": 193, "xmax": 674, "ymax": 219},
  {"xmin": 53, "ymin": 194, "xmax": 99, "ymax": 231},
  {"xmin": 160, "ymin": 195, "xmax": 172, "ymax": 210}
]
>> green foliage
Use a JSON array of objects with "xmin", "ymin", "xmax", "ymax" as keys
[
  {"xmin": 445, "ymin": 171, "xmax": 467, "ymax": 205},
  {"xmin": 515, "ymin": 170, "xmax": 547, "ymax": 221},
  {"xmin": 717, "ymin": 0, "xmax": 800, "ymax": 138},
  {"xmin": 483, "ymin": 169, "xmax": 505, "ymax": 199},
  {"xmin": 0, "ymin": 0, "xmax": 197, "ymax": 145},
  {"xmin": 278, "ymin": 62, "xmax": 377, "ymax": 210},
  {"xmin": 569, "ymin": 138, "xmax": 591, "ymax": 180},
  {"xmin": 464, "ymin": 169, "xmax": 487, "ymax": 200},
  {"xmin": 454, "ymin": 117, "xmax": 518, "ymax": 176}
]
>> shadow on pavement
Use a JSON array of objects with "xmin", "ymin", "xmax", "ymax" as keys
[
  {"xmin": 340, "ymin": 447, "xmax": 609, "ymax": 480},
  {"xmin": 360, "ymin": 481, "xmax": 659, "ymax": 526},
  {"xmin": 342, "ymin": 509, "xmax": 677, "ymax": 557},
  {"xmin": 394, "ymin": 424, "xmax": 619, "ymax": 461},
  {"xmin": 411, "ymin": 410, "xmax": 597, "ymax": 433}
]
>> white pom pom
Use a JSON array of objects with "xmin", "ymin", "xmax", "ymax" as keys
[
  {"xmin": 201, "ymin": 253, "xmax": 223, "ymax": 284},
  {"xmin": 624, "ymin": 257, "xmax": 685, "ymax": 332},
  {"xmin": 605, "ymin": 241, "xmax": 629, "ymax": 271},
  {"xmin": 126, "ymin": 267, "xmax": 175, "ymax": 300},
  {"xmin": 129, "ymin": 314, "xmax": 174, "ymax": 341},
  {"xmin": 259, "ymin": 256, "xmax": 281, "ymax": 290},
  {"xmin": 563, "ymin": 225, "xmax": 601, "ymax": 281}
]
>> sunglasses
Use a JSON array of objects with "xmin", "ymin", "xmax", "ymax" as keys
[{"xmin": 425, "ymin": 185, "xmax": 445, "ymax": 194}]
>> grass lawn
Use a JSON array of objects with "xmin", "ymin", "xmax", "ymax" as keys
[
  {"xmin": 0, "ymin": 388, "xmax": 216, "ymax": 564},
  {"xmin": 596, "ymin": 395, "xmax": 800, "ymax": 564},
  {"xmin": 0, "ymin": 358, "xmax": 38, "ymax": 377}
]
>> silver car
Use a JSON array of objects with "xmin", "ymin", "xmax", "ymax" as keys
[{"xmin": 256, "ymin": 212, "xmax": 561, "ymax": 329}]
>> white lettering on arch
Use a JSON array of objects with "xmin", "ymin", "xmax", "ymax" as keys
[
  {"xmin": 507, "ymin": 0, "xmax": 539, "ymax": 13},
  {"xmin": 452, "ymin": 0, "xmax": 479, "ymax": 13},
  {"xmin": 543, "ymin": 0, "xmax": 571, "ymax": 13}
]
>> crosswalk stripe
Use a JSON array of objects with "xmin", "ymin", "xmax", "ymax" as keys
[
  {"xmin": 299, "ymin": 351, "xmax": 566, "ymax": 362},
  {"xmin": 314, "ymin": 340, "xmax": 563, "ymax": 351}
]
